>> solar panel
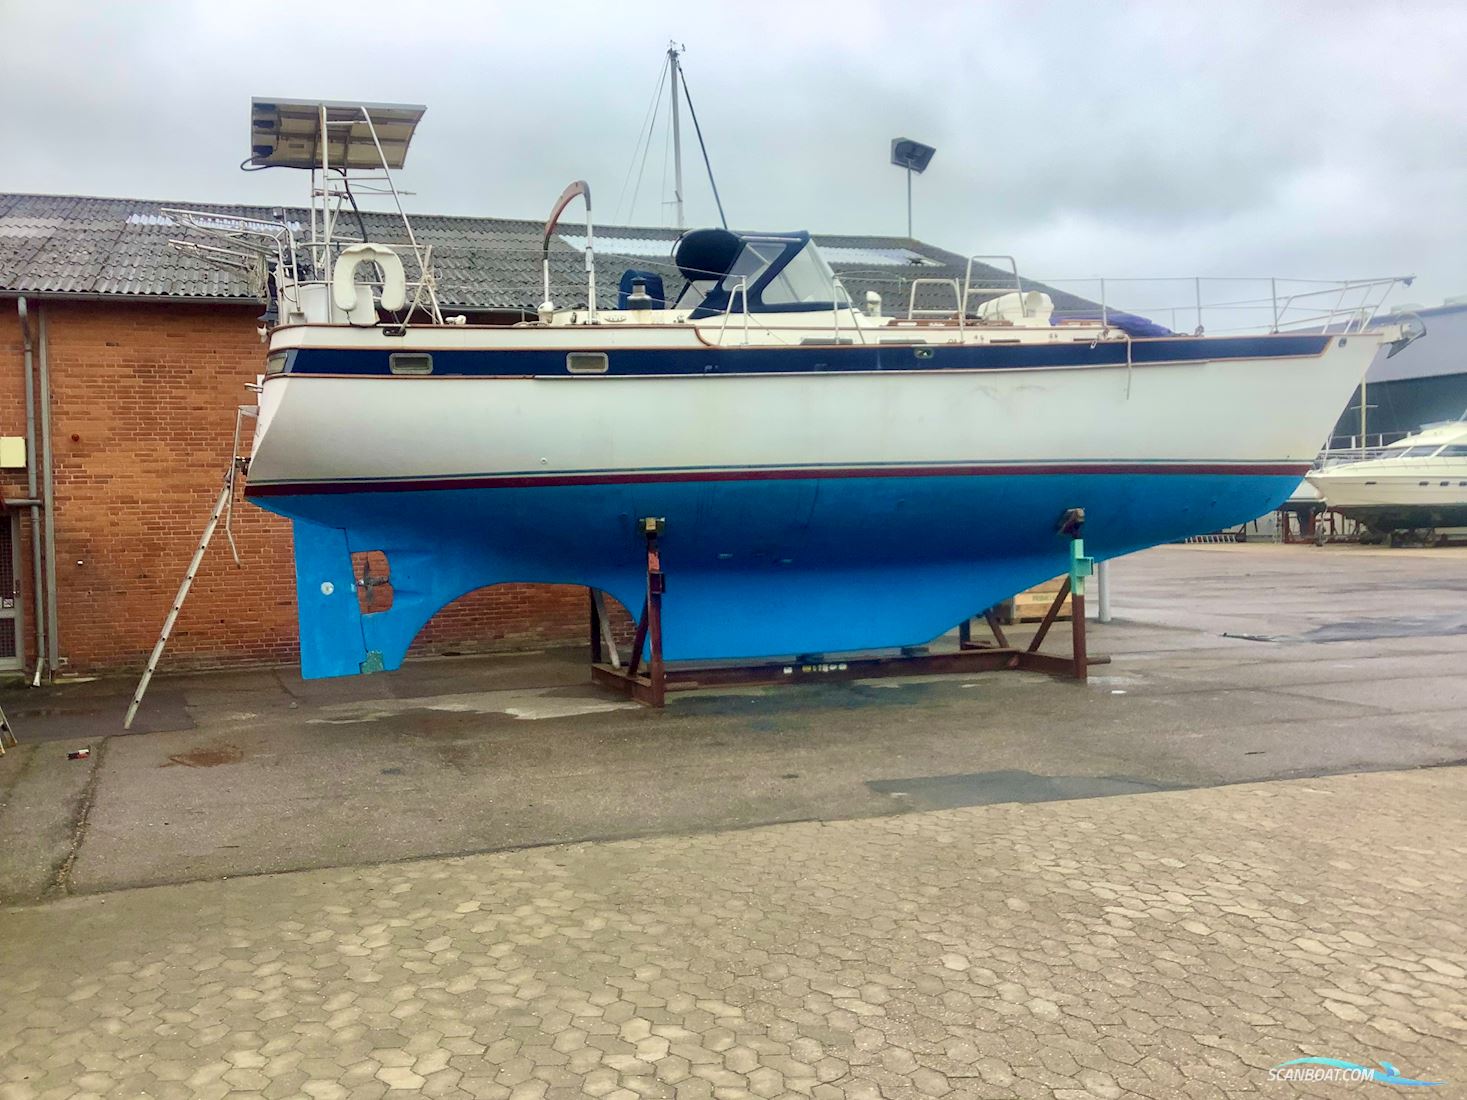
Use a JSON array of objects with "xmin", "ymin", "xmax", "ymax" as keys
[{"xmin": 249, "ymin": 98, "xmax": 426, "ymax": 170}]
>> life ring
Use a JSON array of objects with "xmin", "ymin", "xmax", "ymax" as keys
[{"xmin": 332, "ymin": 243, "xmax": 408, "ymax": 315}]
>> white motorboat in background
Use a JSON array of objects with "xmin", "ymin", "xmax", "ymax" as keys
[{"xmin": 1307, "ymin": 417, "xmax": 1467, "ymax": 541}]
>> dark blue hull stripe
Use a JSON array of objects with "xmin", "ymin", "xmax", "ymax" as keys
[{"xmin": 279, "ymin": 333, "xmax": 1333, "ymax": 378}]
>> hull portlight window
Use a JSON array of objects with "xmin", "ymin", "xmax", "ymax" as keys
[
  {"xmin": 567, "ymin": 352, "xmax": 609, "ymax": 374},
  {"xmin": 389, "ymin": 353, "xmax": 433, "ymax": 375}
]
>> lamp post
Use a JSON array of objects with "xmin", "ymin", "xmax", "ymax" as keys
[{"xmin": 890, "ymin": 137, "xmax": 936, "ymax": 238}]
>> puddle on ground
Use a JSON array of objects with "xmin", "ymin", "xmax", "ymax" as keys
[
  {"xmin": 1085, "ymin": 674, "xmax": 1145, "ymax": 688},
  {"xmin": 1226, "ymin": 613, "xmax": 1467, "ymax": 644},
  {"xmin": 308, "ymin": 687, "xmax": 638, "ymax": 725},
  {"xmin": 867, "ymin": 768, "xmax": 1183, "ymax": 810},
  {"xmin": 163, "ymin": 744, "xmax": 244, "ymax": 768},
  {"xmin": 503, "ymin": 698, "xmax": 644, "ymax": 720}
]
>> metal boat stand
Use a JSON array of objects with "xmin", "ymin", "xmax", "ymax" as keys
[{"xmin": 590, "ymin": 509, "xmax": 1110, "ymax": 708}]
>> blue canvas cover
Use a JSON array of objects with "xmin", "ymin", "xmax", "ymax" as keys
[{"xmin": 1053, "ymin": 308, "xmax": 1175, "ymax": 338}]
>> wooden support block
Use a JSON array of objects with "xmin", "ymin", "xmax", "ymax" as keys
[{"xmin": 998, "ymin": 576, "xmax": 1073, "ymax": 624}]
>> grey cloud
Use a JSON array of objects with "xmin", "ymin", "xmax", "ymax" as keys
[{"xmin": 2, "ymin": 0, "xmax": 1465, "ymax": 304}]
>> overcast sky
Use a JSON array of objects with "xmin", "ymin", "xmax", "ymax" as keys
[{"xmin": 5, "ymin": 0, "xmax": 1466, "ymax": 307}]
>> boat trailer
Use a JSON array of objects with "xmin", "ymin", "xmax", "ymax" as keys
[{"xmin": 590, "ymin": 509, "xmax": 1109, "ymax": 708}]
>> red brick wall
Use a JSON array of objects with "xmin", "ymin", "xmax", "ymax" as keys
[{"xmin": 0, "ymin": 299, "xmax": 632, "ymax": 675}]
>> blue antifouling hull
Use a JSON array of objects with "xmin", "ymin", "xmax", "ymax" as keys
[{"xmin": 256, "ymin": 471, "xmax": 1298, "ymax": 678}]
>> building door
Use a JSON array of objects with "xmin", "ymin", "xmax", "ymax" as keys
[{"xmin": 0, "ymin": 514, "xmax": 22, "ymax": 671}]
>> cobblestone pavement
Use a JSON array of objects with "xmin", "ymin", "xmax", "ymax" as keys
[{"xmin": 3, "ymin": 767, "xmax": 1465, "ymax": 1100}]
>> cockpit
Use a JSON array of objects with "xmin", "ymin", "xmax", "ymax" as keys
[{"xmin": 670, "ymin": 229, "xmax": 846, "ymax": 319}]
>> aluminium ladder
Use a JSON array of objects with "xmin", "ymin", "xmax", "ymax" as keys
[
  {"xmin": 123, "ymin": 472, "xmax": 236, "ymax": 730},
  {"xmin": 124, "ymin": 406, "xmax": 253, "ymax": 730}
]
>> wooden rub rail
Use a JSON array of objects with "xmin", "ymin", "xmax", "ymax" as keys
[{"xmin": 589, "ymin": 511, "xmax": 1108, "ymax": 708}]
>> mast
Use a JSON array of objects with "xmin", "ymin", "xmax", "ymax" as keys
[
  {"xmin": 1360, "ymin": 376, "xmax": 1368, "ymax": 456},
  {"xmin": 668, "ymin": 42, "xmax": 685, "ymax": 229}
]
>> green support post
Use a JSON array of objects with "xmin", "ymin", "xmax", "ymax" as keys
[
  {"xmin": 1068, "ymin": 535, "xmax": 1095, "ymax": 680},
  {"xmin": 1069, "ymin": 537, "xmax": 1095, "ymax": 596}
]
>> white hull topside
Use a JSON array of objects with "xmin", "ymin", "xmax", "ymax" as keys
[{"xmin": 247, "ymin": 331, "xmax": 1384, "ymax": 490}]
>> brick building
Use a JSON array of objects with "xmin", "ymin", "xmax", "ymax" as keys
[{"xmin": 0, "ymin": 192, "xmax": 990, "ymax": 678}]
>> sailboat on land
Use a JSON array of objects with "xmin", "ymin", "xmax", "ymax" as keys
[{"xmin": 177, "ymin": 91, "xmax": 1414, "ymax": 681}]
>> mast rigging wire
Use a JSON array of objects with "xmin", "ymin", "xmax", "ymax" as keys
[
  {"xmin": 659, "ymin": 93, "xmax": 673, "ymax": 227},
  {"xmin": 677, "ymin": 68, "xmax": 728, "ymax": 229},
  {"xmin": 613, "ymin": 48, "xmax": 732, "ymax": 231},
  {"xmin": 614, "ymin": 58, "xmax": 670, "ymax": 226}
]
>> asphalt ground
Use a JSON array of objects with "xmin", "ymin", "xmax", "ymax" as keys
[{"xmin": 3, "ymin": 541, "xmax": 1465, "ymax": 904}]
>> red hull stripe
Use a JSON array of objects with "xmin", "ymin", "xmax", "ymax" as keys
[{"xmin": 245, "ymin": 462, "xmax": 1311, "ymax": 498}]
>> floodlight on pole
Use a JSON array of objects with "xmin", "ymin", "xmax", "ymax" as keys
[{"xmin": 890, "ymin": 137, "xmax": 936, "ymax": 239}]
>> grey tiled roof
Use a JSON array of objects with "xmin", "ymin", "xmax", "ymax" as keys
[{"xmin": 0, "ymin": 192, "xmax": 1087, "ymax": 314}]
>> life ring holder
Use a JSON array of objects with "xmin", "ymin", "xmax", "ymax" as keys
[{"xmin": 332, "ymin": 243, "xmax": 408, "ymax": 318}]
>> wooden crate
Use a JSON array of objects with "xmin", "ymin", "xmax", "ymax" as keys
[{"xmin": 998, "ymin": 576, "xmax": 1072, "ymax": 624}]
